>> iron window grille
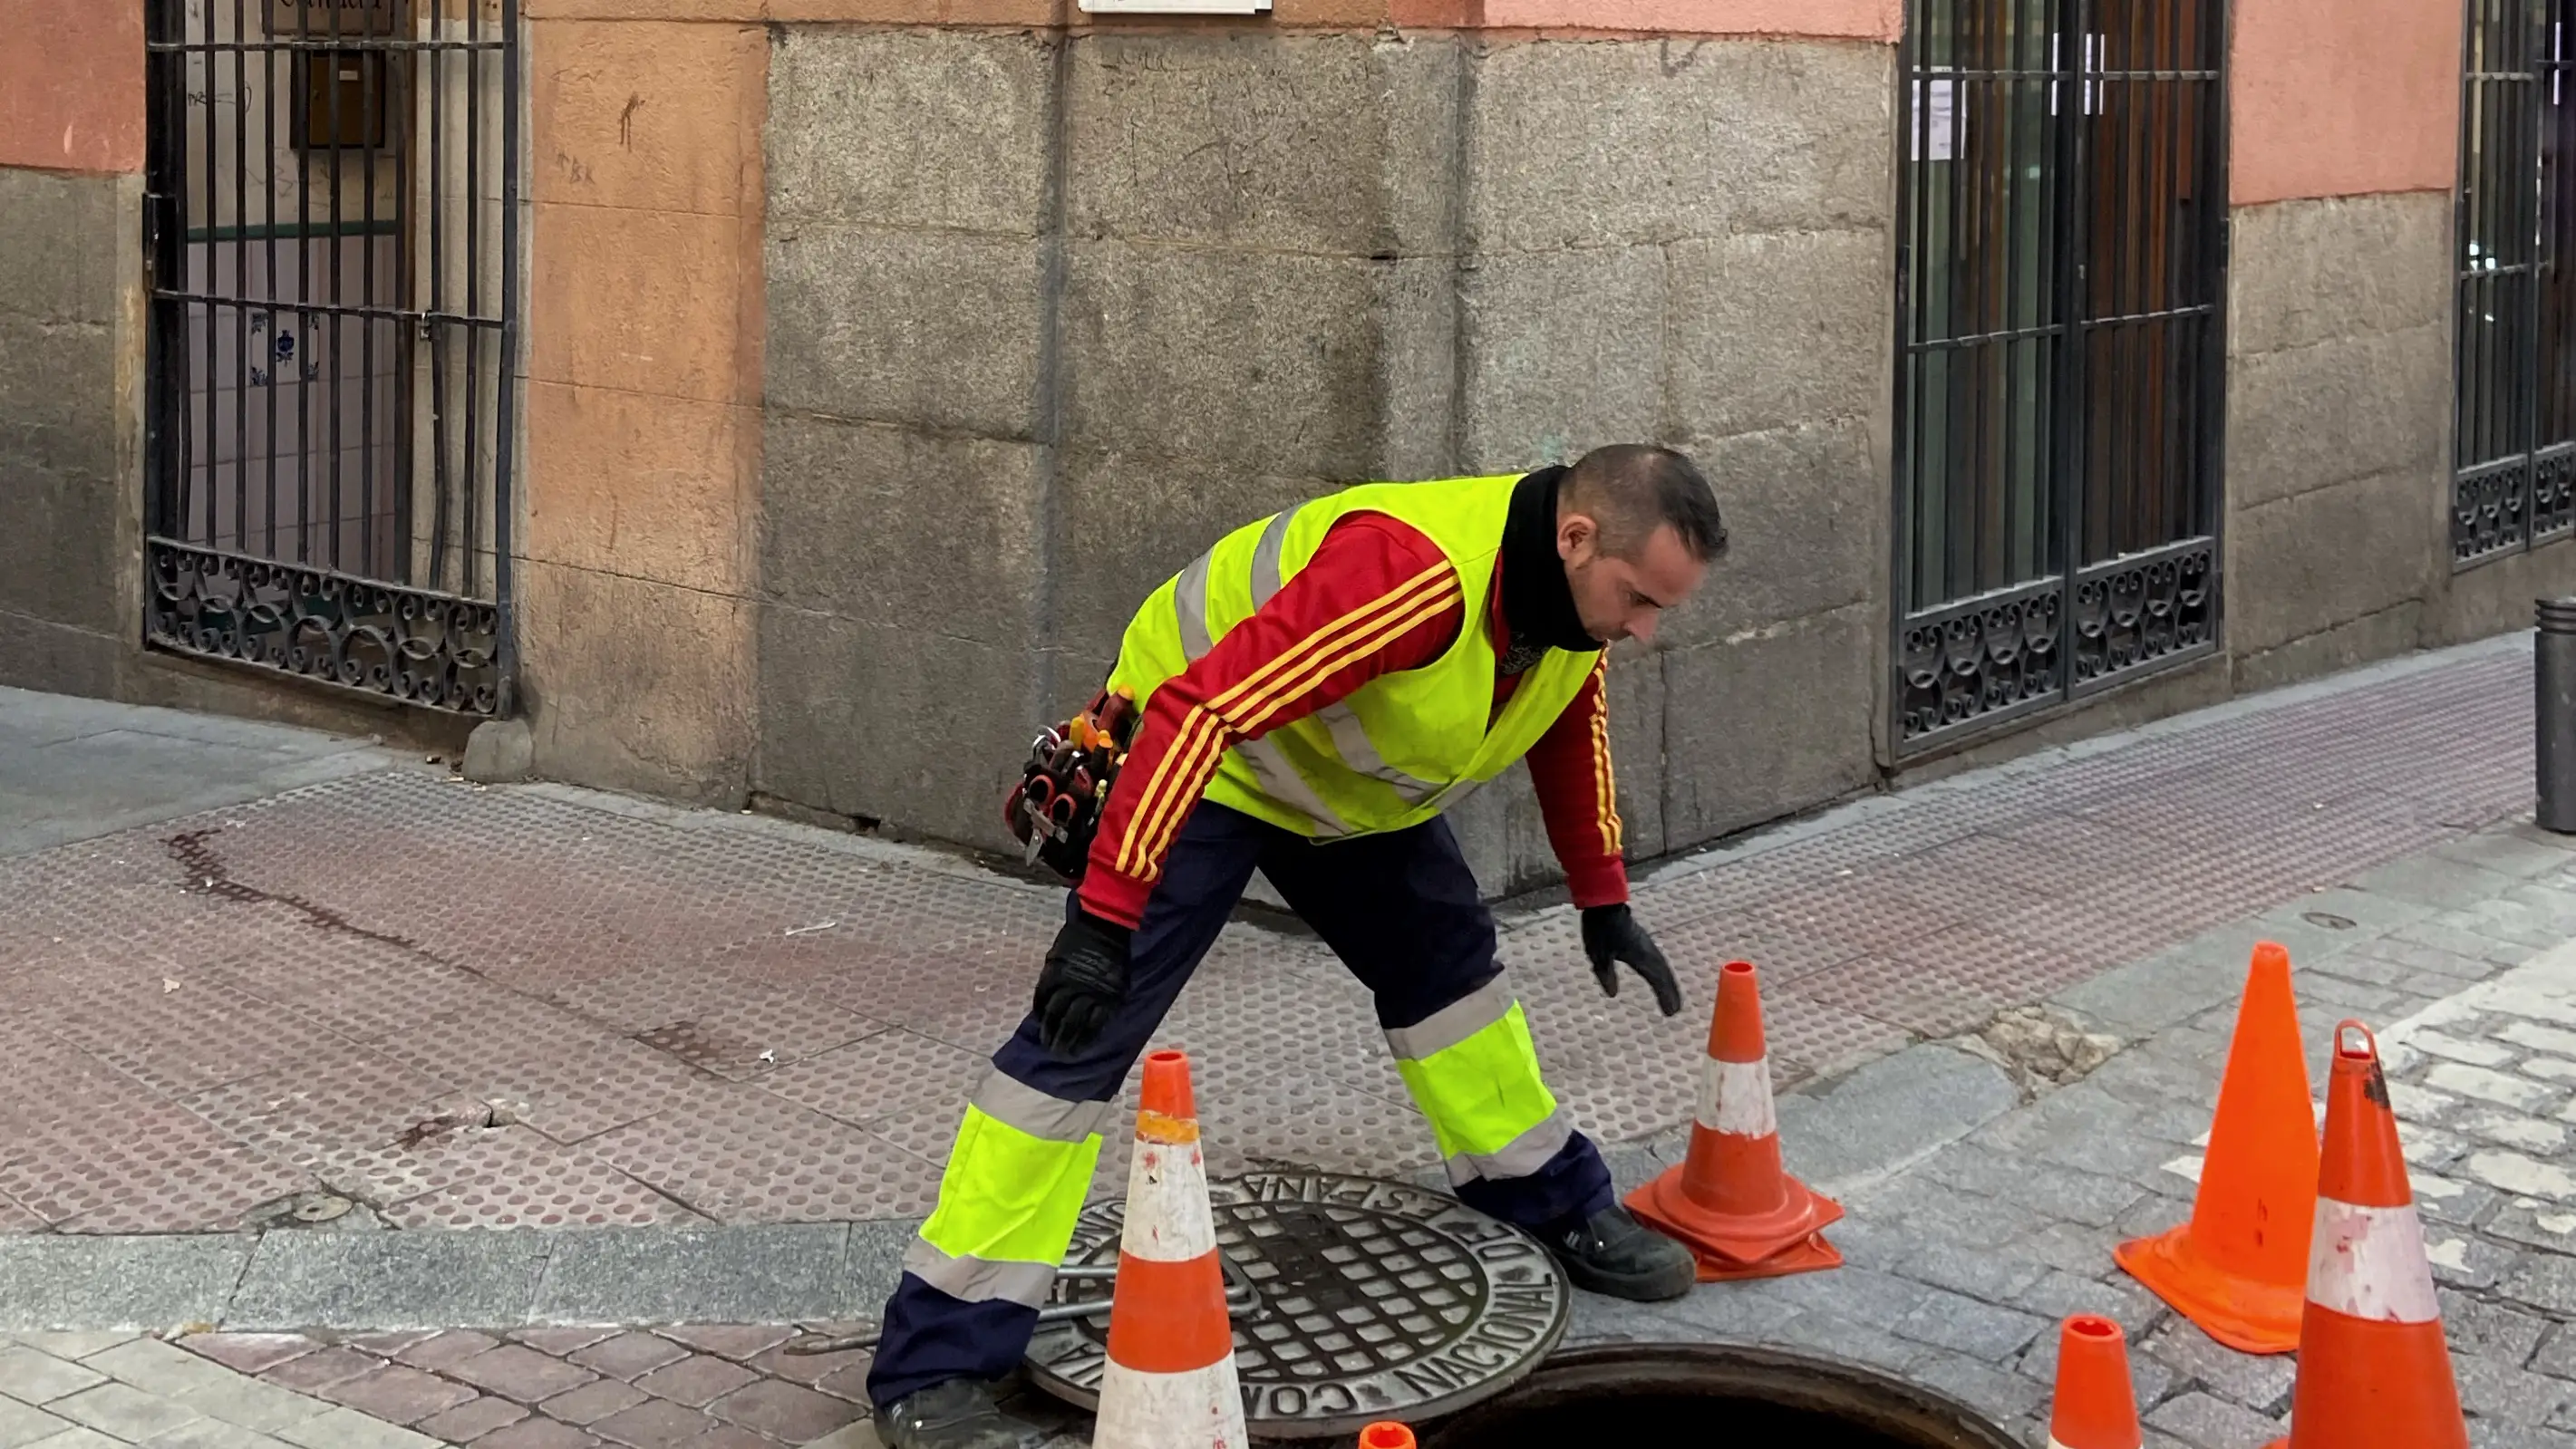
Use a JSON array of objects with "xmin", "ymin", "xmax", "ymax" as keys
[
  {"xmin": 2455, "ymin": 0, "xmax": 2576, "ymax": 566},
  {"xmin": 141, "ymin": 0, "xmax": 518, "ymax": 716},
  {"xmin": 1892, "ymin": 0, "xmax": 2228, "ymax": 752}
]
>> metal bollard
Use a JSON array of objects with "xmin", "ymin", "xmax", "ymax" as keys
[{"xmin": 2538, "ymin": 598, "xmax": 2576, "ymax": 833}]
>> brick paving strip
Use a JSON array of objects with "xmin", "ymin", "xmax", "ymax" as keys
[{"xmin": 0, "ymin": 1321, "xmax": 878, "ymax": 1448}]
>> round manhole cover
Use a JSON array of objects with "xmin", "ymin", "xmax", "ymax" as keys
[{"xmin": 1024, "ymin": 1171, "xmax": 1569, "ymax": 1437}]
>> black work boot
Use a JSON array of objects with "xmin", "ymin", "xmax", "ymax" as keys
[
  {"xmin": 872, "ymin": 1378, "xmax": 1049, "ymax": 1449},
  {"xmin": 1542, "ymin": 1203, "xmax": 1697, "ymax": 1301}
]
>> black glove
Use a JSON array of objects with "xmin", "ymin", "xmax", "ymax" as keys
[
  {"xmin": 1582, "ymin": 903, "xmax": 1682, "ymax": 1017},
  {"xmin": 1033, "ymin": 911, "xmax": 1132, "ymax": 1057}
]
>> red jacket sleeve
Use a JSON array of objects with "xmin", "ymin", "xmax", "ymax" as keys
[
  {"xmin": 1077, "ymin": 513, "xmax": 1466, "ymax": 929},
  {"xmin": 1523, "ymin": 652, "xmax": 1630, "ymax": 909}
]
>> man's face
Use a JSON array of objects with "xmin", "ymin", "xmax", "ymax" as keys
[{"xmin": 1558, "ymin": 515, "xmax": 1708, "ymax": 646}]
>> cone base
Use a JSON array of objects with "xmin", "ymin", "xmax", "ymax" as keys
[
  {"xmin": 1687, "ymin": 1229, "xmax": 1843, "ymax": 1283},
  {"xmin": 1625, "ymin": 1163, "xmax": 1845, "ymax": 1269},
  {"xmin": 2112, "ymin": 1224, "xmax": 2306, "ymax": 1356}
]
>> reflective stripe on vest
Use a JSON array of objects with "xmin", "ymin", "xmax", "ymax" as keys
[
  {"xmin": 909, "ymin": 1069, "xmax": 1113, "ymax": 1308},
  {"xmin": 1258, "ymin": 506, "xmax": 1443, "ymax": 802},
  {"xmin": 1384, "ymin": 973, "xmax": 1572, "ymax": 1186},
  {"xmin": 1174, "ymin": 539, "xmax": 1353, "ymax": 837}
]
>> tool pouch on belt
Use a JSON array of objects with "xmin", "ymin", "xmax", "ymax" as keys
[{"xmin": 1002, "ymin": 687, "xmax": 1137, "ymax": 884}]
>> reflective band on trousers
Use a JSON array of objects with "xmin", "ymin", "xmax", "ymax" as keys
[
  {"xmin": 909, "ymin": 1071, "xmax": 1114, "ymax": 1308},
  {"xmin": 1385, "ymin": 976, "xmax": 1569, "ymax": 1184},
  {"xmin": 1173, "ymin": 543, "xmax": 1353, "ymax": 837},
  {"xmin": 2307, "ymin": 1199, "xmax": 2442, "ymax": 1323},
  {"xmin": 1696, "ymin": 1058, "xmax": 1777, "ymax": 1137}
]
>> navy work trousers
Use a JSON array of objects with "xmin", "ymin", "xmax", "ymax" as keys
[{"xmin": 862, "ymin": 801, "xmax": 1613, "ymax": 1409}]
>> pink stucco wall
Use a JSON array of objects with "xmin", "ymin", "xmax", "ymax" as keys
[
  {"xmin": 0, "ymin": 0, "xmax": 144, "ymax": 173},
  {"xmin": 2230, "ymin": 0, "xmax": 2459, "ymax": 203}
]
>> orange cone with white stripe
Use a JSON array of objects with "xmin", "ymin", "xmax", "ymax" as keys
[
  {"xmin": 1357, "ymin": 1425, "xmax": 1415, "ymax": 1448},
  {"xmin": 1625, "ymin": 960, "xmax": 1842, "ymax": 1280},
  {"xmin": 2263, "ymin": 1022, "xmax": 2468, "ymax": 1449},
  {"xmin": 2046, "ymin": 1315, "xmax": 2142, "ymax": 1449},
  {"xmin": 1093, "ymin": 1049, "xmax": 1246, "ymax": 1449}
]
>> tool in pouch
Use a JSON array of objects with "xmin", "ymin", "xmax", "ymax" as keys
[{"xmin": 1003, "ymin": 686, "xmax": 1137, "ymax": 883}]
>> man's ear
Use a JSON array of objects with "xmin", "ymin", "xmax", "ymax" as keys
[{"xmin": 1557, "ymin": 511, "xmax": 1597, "ymax": 561}]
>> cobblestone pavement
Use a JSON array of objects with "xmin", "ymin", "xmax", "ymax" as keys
[
  {"xmin": 0, "ymin": 641, "xmax": 2537, "ymax": 1235},
  {"xmin": 1548, "ymin": 836, "xmax": 2576, "ymax": 1449}
]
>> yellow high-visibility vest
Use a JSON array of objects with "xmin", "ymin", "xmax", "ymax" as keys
[{"xmin": 1106, "ymin": 475, "xmax": 1600, "ymax": 841}]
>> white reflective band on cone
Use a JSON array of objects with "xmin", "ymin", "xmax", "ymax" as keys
[
  {"xmin": 1094, "ymin": 1360, "xmax": 1249, "ymax": 1449},
  {"xmin": 1697, "ymin": 1057, "xmax": 1778, "ymax": 1137},
  {"xmin": 2307, "ymin": 1197, "xmax": 2443, "ymax": 1324},
  {"xmin": 1119, "ymin": 1139, "xmax": 1217, "ymax": 1263}
]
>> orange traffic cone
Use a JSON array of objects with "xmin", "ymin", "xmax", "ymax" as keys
[
  {"xmin": 1094, "ymin": 1050, "xmax": 1246, "ymax": 1449},
  {"xmin": 2046, "ymin": 1315, "xmax": 2142, "ymax": 1449},
  {"xmin": 2113, "ymin": 942, "xmax": 2319, "ymax": 1353},
  {"xmin": 1358, "ymin": 1425, "xmax": 1415, "ymax": 1448},
  {"xmin": 1625, "ymin": 960, "xmax": 1842, "ymax": 1280},
  {"xmin": 2264, "ymin": 1021, "xmax": 2468, "ymax": 1449}
]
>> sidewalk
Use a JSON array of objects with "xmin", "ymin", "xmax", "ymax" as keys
[
  {"xmin": 0, "ymin": 636, "xmax": 2564, "ymax": 1448},
  {"xmin": 0, "ymin": 642, "xmax": 2537, "ymax": 1235}
]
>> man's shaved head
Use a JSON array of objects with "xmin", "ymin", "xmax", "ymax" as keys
[
  {"xmin": 1550, "ymin": 444, "xmax": 1726, "ymax": 646},
  {"xmin": 1560, "ymin": 444, "xmax": 1728, "ymax": 564}
]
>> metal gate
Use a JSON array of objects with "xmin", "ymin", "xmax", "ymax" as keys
[
  {"xmin": 2455, "ymin": 0, "xmax": 2576, "ymax": 566},
  {"xmin": 142, "ymin": 0, "xmax": 518, "ymax": 715},
  {"xmin": 1890, "ymin": 0, "xmax": 2228, "ymax": 751}
]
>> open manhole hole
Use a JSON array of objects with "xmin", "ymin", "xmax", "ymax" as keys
[{"xmin": 1415, "ymin": 1344, "xmax": 2023, "ymax": 1449}]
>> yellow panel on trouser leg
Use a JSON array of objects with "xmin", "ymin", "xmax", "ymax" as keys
[
  {"xmin": 910, "ymin": 1105, "xmax": 1105, "ymax": 1305},
  {"xmin": 1391, "ymin": 1002, "xmax": 1561, "ymax": 1164}
]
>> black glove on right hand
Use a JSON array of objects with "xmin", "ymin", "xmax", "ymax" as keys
[
  {"xmin": 1582, "ymin": 903, "xmax": 1684, "ymax": 1018},
  {"xmin": 1033, "ymin": 911, "xmax": 1132, "ymax": 1058}
]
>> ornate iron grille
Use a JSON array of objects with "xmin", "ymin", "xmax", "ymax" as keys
[
  {"xmin": 1892, "ymin": 0, "xmax": 2226, "ymax": 751},
  {"xmin": 2455, "ymin": 0, "xmax": 2576, "ymax": 566},
  {"xmin": 142, "ymin": 0, "xmax": 518, "ymax": 715}
]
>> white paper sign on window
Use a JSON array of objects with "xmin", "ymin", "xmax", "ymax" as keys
[{"xmin": 1914, "ymin": 75, "xmax": 1960, "ymax": 161}]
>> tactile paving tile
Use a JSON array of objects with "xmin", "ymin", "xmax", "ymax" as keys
[
  {"xmin": 179, "ymin": 1042, "xmax": 462, "ymax": 1167},
  {"xmin": 43, "ymin": 974, "xmax": 362, "ymax": 1099},
  {"xmin": 755, "ymin": 1029, "xmax": 990, "ymax": 1129},
  {"xmin": 1896, "ymin": 921, "xmax": 2099, "ymax": 1001},
  {"xmin": 1157, "ymin": 1046, "xmax": 1435, "ymax": 1178},
  {"xmin": 1637, "ymin": 908, "xmax": 1864, "ymax": 984},
  {"xmin": 0, "ymin": 830, "xmax": 321, "ymax": 973},
  {"xmin": 1735, "ymin": 875, "xmax": 1989, "ymax": 962},
  {"xmin": 375, "ymin": 995, "xmax": 714, "ymax": 1145},
  {"xmin": 630, "ymin": 991, "xmax": 884, "ymax": 1081},
  {"xmin": 1757, "ymin": 987, "xmax": 1911, "ymax": 1078},
  {"xmin": 0, "ymin": 1097, "xmax": 316, "ymax": 1232},
  {"xmin": 320, "ymin": 1120, "xmax": 597, "ymax": 1208},
  {"xmin": 197, "ymin": 934, "xmax": 513, "ymax": 1047},
  {"xmin": 382, "ymin": 1154, "xmax": 701, "ymax": 1230},
  {"xmin": 803, "ymin": 935, "xmax": 1053, "ymax": 1055},
  {"xmin": 583, "ymin": 1085, "xmax": 947, "ymax": 1222},
  {"xmin": 1792, "ymin": 955, "xmax": 2003, "ymax": 1039}
]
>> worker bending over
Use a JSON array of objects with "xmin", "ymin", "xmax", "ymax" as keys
[{"xmin": 868, "ymin": 444, "xmax": 1729, "ymax": 1448}]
